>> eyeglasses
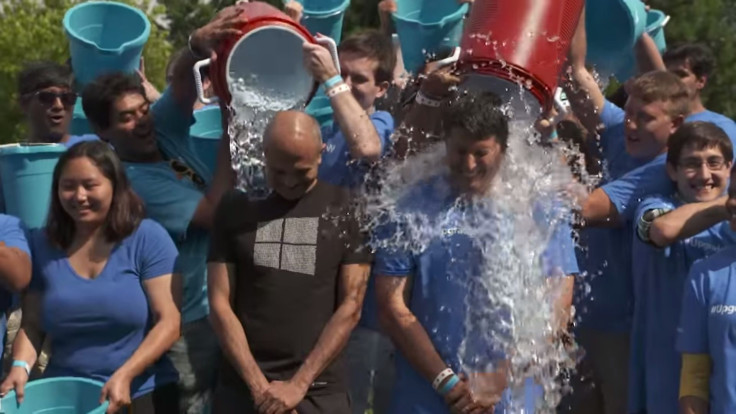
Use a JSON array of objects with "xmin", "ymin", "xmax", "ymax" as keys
[
  {"xmin": 678, "ymin": 157, "xmax": 728, "ymax": 172},
  {"xmin": 169, "ymin": 159, "xmax": 206, "ymax": 189},
  {"xmin": 26, "ymin": 90, "xmax": 77, "ymax": 107}
]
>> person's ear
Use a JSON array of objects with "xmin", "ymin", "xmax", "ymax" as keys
[
  {"xmin": 376, "ymin": 80, "xmax": 391, "ymax": 99},
  {"xmin": 666, "ymin": 162, "xmax": 678, "ymax": 182}
]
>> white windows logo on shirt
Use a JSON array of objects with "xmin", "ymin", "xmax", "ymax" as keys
[{"xmin": 253, "ymin": 217, "xmax": 319, "ymax": 276}]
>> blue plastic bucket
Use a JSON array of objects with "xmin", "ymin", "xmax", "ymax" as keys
[
  {"xmin": 71, "ymin": 99, "xmax": 92, "ymax": 136},
  {"xmin": 392, "ymin": 0, "xmax": 469, "ymax": 74},
  {"xmin": 586, "ymin": 0, "xmax": 647, "ymax": 79},
  {"xmin": 190, "ymin": 106, "xmax": 223, "ymax": 176},
  {"xmin": 0, "ymin": 144, "xmax": 66, "ymax": 229},
  {"xmin": 646, "ymin": 9, "xmax": 668, "ymax": 53},
  {"xmin": 285, "ymin": 0, "xmax": 350, "ymax": 43},
  {"xmin": 0, "ymin": 377, "xmax": 108, "ymax": 414},
  {"xmin": 63, "ymin": 1, "xmax": 151, "ymax": 87},
  {"xmin": 305, "ymin": 89, "xmax": 334, "ymax": 129}
]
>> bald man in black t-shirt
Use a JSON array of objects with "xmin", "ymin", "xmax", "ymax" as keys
[{"xmin": 208, "ymin": 111, "xmax": 372, "ymax": 414}]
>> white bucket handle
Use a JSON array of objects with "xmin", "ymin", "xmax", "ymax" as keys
[
  {"xmin": 314, "ymin": 34, "xmax": 341, "ymax": 76},
  {"xmin": 661, "ymin": 15, "xmax": 671, "ymax": 28},
  {"xmin": 194, "ymin": 58, "xmax": 218, "ymax": 105},
  {"xmin": 435, "ymin": 46, "xmax": 461, "ymax": 69}
]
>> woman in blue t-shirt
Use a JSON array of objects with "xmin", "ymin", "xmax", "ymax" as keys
[{"xmin": 0, "ymin": 141, "xmax": 182, "ymax": 413}]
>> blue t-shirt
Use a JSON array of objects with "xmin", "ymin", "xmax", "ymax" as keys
[
  {"xmin": 318, "ymin": 111, "xmax": 394, "ymax": 188},
  {"xmin": 125, "ymin": 162, "xmax": 210, "ymax": 324},
  {"xmin": 628, "ymin": 196, "xmax": 736, "ymax": 414},
  {"xmin": 29, "ymin": 219, "xmax": 179, "ymax": 398},
  {"xmin": 373, "ymin": 176, "xmax": 579, "ymax": 414},
  {"xmin": 688, "ymin": 110, "xmax": 736, "ymax": 144},
  {"xmin": 677, "ymin": 246, "xmax": 736, "ymax": 414},
  {"xmin": 0, "ymin": 215, "xmax": 30, "ymax": 359},
  {"xmin": 152, "ymin": 88, "xmax": 213, "ymax": 186},
  {"xmin": 64, "ymin": 134, "xmax": 98, "ymax": 148}
]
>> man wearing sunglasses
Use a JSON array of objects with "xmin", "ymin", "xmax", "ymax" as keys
[{"xmin": 17, "ymin": 61, "xmax": 97, "ymax": 147}]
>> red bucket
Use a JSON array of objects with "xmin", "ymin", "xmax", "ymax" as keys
[
  {"xmin": 193, "ymin": 1, "xmax": 339, "ymax": 107},
  {"xmin": 458, "ymin": 0, "xmax": 584, "ymax": 113}
]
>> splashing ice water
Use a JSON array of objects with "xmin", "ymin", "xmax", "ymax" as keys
[
  {"xmin": 361, "ymin": 92, "xmax": 587, "ymax": 412},
  {"xmin": 227, "ymin": 77, "xmax": 307, "ymax": 196}
]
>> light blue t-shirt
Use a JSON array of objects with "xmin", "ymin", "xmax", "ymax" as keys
[
  {"xmin": 125, "ymin": 162, "xmax": 210, "ymax": 324},
  {"xmin": 677, "ymin": 245, "xmax": 736, "ymax": 414},
  {"xmin": 628, "ymin": 195, "xmax": 736, "ymax": 414},
  {"xmin": 373, "ymin": 175, "xmax": 579, "ymax": 414},
  {"xmin": 0, "ymin": 215, "xmax": 30, "ymax": 360},
  {"xmin": 318, "ymin": 111, "xmax": 394, "ymax": 188},
  {"xmin": 29, "ymin": 219, "xmax": 179, "ymax": 398},
  {"xmin": 688, "ymin": 110, "xmax": 736, "ymax": 143}
]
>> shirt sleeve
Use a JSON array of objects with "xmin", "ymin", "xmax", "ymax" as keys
[
  {"xmin": 151, "ymin": 88, "xmax": 194, "ymax": 143},
  {"xmin": 372, "ymin": 222, "xmax": 414, "ymax": 277},
  {"xmin": 0, "ymin": 214, "xmax": 30, "ymax": 256},
  {"xmin": 372, "ymin": 111, "xmax": 395, "ymax": 157},
  {"xmin": 340, "ymin": 206, "xmax": 373, "ymax": 265},
  {"xmin": 602, "ymin": 158, "xmax": 675, "ymax": 222},
  {"xmin": 635, "ymin": 197, "xmax": 674, "ymax": 244},
  {"xmin": 676, "ymin": 259, "xmax": 711, "ymax": 353},
  {"xmin": 599, "ymin": 100, "xmax": 626, "ymax": 163},
  {"xmin": 126, "ymin": 165, "xmax": 203, "ymax": 242},
  {"xmin": 137, "ymin": 220, "xmax": 179, "ymax": 280},
  {"xmin": 208, "ymin": 190, "xmax": 238, "ymax": 264}
]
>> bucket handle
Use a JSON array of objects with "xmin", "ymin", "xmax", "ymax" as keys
[
  {"xmin": 661, "ymin": 15, "xmax": 671, "ymax": 28},
  {"xmin": 193, "ymin": 58, "xmax": 218, "ymax": 105},
  {"xmin": 314, "ymin": 35, "xmax": 341, "ymax": 76},
  {"xmin": 434, "ymin": 46, "xmax": 461, "ymax": 69}
]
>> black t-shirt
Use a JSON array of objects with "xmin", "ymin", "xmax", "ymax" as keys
[{"xmin": 209, "ymin": 181, "xmax": 372, "ymax": 394}]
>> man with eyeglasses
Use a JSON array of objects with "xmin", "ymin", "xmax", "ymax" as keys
[
  {"xmin": 17, "ymin": 61, "xmax": 97, "ymax": 147},
  {"xmin": 79, "ymin": 9, "xmax": 243, "ymax": 412},
  {"xmin": 627, "ymin": 121, "xmax": 736, "ymax": 414}
]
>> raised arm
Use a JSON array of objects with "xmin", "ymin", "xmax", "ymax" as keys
[
  {"xmin": 258, "ymin": 263, "xmax": 370, "ymax": 413},
  {"xmin": 303, "ymin": 43, "xmax": 383, "ymax": 161},
  {"xmin": 644, "ymin": 196, "xmax": 729, "ymax": 248},
  {"xmin": 208, "ymin": 262, "xmax": 270, "ymax": 402},
  {"xmin": 102, "ymin": 273, "xmax": 182, "ymax": 412}
]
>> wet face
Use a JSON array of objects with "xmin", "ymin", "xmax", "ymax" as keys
[
  {"xmin": 265, "ymin": 142, "xmax": 321, "ymax": 201},
  {"xmin": 339, "ymin": 52, "xmax": 388, "ymax": 111},
  {"xmin": 668, "ymin": 145, "xmax": 732, "ymax": 203},
  {"xmin": 445, "ymin": 128, "xmax": 505, "ymax": 196},
  {"xmin": 624, "ymin": 97, "xmax": 680, "ymax": 160},
  {"xmin": 99, "ymin": 93, "xmax": 157, "ymax": 162},
  {"xmin": 667, "ymin": 61, "xmax": 705, "ymax": 98},
  {"xmin": 58, "ymin": 156, "xmax": 114, "ymax": 228},
  {"xmin": 22, "ymin": 85, "xmax": 76, "ymax": 142}
]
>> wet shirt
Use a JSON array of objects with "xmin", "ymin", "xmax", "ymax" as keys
[
  {"xmin": 373, "ymin": 175, "xmax": 579, "ymax": 414},
  {"xmin": 628, "ymin": 195, "xmax": 736, "ymax": 414},
  {"xmin": 208, "ymin": 182, "xmax": 372, "ymax": 395},
  {"xmin": 677, "ymin": 246, "xmax": 736, "ymax": 414},
  {"xmin": 0, "ymin": 215, "xmax": 30, "ymax": 358},
  {"xmin": 318, "ymin": 111, "xmax": 394, "ymax": 188},
  {"xmin": 125, "ymin": 161, "xmax": 210, "ymax": 324},
  {"xmin": 29, "ymin": 219, "xmax": 179, "ymax": 398}
]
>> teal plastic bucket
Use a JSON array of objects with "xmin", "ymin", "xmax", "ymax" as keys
[
  {"xmin": 190, "ymin": 106, "xmax": 223, "ymax": 176},
  {"xmin": 0, "ymin": 377, "xmax": 108, "ymax": 414},
  {"xmin": 63, "ymin": 1, "xmax": 151, "ymax": 87},
  {"xmin": 586, "ymin": 0, "xmax": 647, "ymax": 79},
  {"xmin": 392, "ymin": 0, "xmax": 468, "ymax": 74},
  {"xmin": 71, "ymin": 99, "xmax": 92, "ymax": 136},
  {"xmin": 305, "ymin": 89, "xmax": 334, "ymax": 129},
  {"xmin": 0, "ymin": 144, "xmax": 66, "ymax": 229},
  {"xmin": 646, "ymin": 9, "xmax": 668, "ymax": 53},
  {"xmin": 285, "ymin": 0, "xmax": 350, "ymax": 43}
]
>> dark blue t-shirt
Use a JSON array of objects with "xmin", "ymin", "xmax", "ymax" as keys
[
  {"xmin": 677, "ymin": 246, "xmax": 736, "ymax": 414},
  {"xmin": 373, "ymin": 175, "xmax": 579, "ymax": 413},
  {"xmin": 628, "ymin": 195, "xmax": 736, "ymax": 414},
  {"xmin": 29, "ymin": 219, "xmax": 179, "ymax": 398}
]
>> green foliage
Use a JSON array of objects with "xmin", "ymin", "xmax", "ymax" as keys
[
  {"xmin": 648, "ymin": 0, "xmax": 736, "ymax": 118},
  {"xmin": 160, "ymin": 0, "xmax": 235, "ymax": 49},
  {"xmin": 0, "ymin": 0, "xmax": 171, "ymax": 144}
]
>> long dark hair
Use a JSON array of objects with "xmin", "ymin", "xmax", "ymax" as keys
[{"xmin": 46, "ymin": 141, "xmax": 144, "ymax": 249}]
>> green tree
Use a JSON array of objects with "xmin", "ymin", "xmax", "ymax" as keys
[
  {"xmin": 160, "ymin": 0, "xmax": 235, "ymax": 49},
  {"xmin": 0, "ymin": 0, "xmax": 172, "ymax": 144},
  {"xmin": 649, "ymin": 0, "xmax": 736, "ymax": 118}
]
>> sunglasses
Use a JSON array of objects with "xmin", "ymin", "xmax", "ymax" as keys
[
  {"xmin": 169, "ymin": 159, "xmax": 206, "ymax": 189},
  {"xmin": 26, "ymin": 90, "xmax": 77, "ymax": 107}
]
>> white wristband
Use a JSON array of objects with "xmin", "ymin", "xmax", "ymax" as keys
[
  {"xmin": 326, "ymin": 83, "xmax": 350, "ymax": 98},
  {"xmin": 416, "ymin": 91, "xmax": 441, "ymax": 107},
  {"xmin": 432, "ymin": 368, "xmax": 455, "ymax": 390}
]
